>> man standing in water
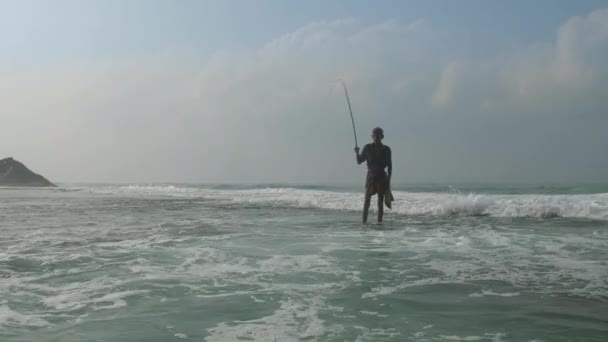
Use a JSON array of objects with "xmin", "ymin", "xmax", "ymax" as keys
[{"xmin": 355, "ymin": 127, "xmax": 392, "ymax": 223}]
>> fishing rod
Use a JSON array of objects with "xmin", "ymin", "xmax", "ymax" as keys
[{"xmin": 339, "ymin": 80, "xmax": 359, "ymax": 148}]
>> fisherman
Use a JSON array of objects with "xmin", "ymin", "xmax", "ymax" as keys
[{"xmin": 355, "ymin": 127, "xmax": 393, "ymax": 223}]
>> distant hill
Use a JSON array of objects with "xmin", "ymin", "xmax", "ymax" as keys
[{"xmin": 0, "ymin": 157, "xmax": 55, "ymax": 187}]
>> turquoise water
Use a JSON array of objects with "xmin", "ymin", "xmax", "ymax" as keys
[{"xmin": 1, "ymin": 184, "xmax": 607, "ymax": 341}]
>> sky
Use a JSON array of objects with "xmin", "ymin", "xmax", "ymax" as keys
[{"xmin": 1, "ymin": 0, "xmax": 607, "ymax": 184}]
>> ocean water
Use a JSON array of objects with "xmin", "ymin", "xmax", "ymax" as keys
[{"xmin": 1, "ymin": 183, "xmax": 607, "ymax": 341}]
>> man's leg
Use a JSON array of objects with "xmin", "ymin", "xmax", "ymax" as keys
[
  {"xmin": 377, "ymin": 191, "xmax": 385, "ymax": 223},
  {"xmin": 363, "ymin": 191, "xmax": 372, "ymax": 223}
]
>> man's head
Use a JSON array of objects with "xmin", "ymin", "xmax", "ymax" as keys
[{"xmin": 372, "ymin": 127, "xmax": 384, "ymax": 143}]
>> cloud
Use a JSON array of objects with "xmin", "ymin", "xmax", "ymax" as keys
[
  {"xmin": 1, "ymin": 9, "xmax": 607, "ymax": 182},
  {"xmin": 488, "ymin": 9, "xmax": 608, "ymax": 114},
  {"xmin": 431, "ymin": 62, "xmax": 460, "ymax": 109}
]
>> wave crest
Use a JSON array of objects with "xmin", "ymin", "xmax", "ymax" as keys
[{"xmin": 86, "ymin": 185, "xmax": 608, "ymax": 220}]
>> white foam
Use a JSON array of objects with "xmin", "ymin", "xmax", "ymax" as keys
[
  {"xmin": 359, "ymin": 310, "xmax": 379, "ymax": 316},
  {"xmin": 39, "ymin": 277, "xmax": 146, "ymax": 312},
  {"xmin": 91, "ymin": 290, "xmax": 149, "ymax": 310},
  {"xmin": 354, "ymin": 326, "xmax": 402, "ymax": 341},
  {"xmin": 257, "ymin": 255, "xmax": 334, "ymax": 274},
  {"xmin": 251, "ymin": 296, "xmax": 266, "ymax": 303},
  {"xmin": 359, "ymin": 224, "xmax": 608, "ymax": 300},
  {"xmin": 469, "ymin": 290, "xmax": 520, "ymax": 298},
  {"xmin": 439, "ymin": 333, "xmax": 507, "ymax": 342},
  {"xmin": 440, "ymin": 335, "xmax": 485, "ymax": 341},
  {"xmin": 205, "ymin": 297, "xmax": 330, "ymax": 342},
  {"xmin": 88, "ymin": 185, "xmax": 608, "ymax": 220},
  {"xmin": 0, "ymin": 305, "xmax": 49, "ymax": 328},
  {"xmin": 91, "ymin": 184, "xmax": 201, "ymax": 197}
]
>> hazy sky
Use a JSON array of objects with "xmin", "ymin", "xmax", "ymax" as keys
[{"xmin": 1, "ymin": 0, "xmax": 607, "ymax": 184}]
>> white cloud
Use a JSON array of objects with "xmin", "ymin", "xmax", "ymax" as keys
[
  {"xmin": 431, "ymin": 62, "xmax": 460, "ymax": 109},
  {"xmin": 1, "ymin": 9, "xmax": 608, "ymax": 182},
  {"xmin": 496, "ymin": 9, "xmax": 608, "ymax": 113}
]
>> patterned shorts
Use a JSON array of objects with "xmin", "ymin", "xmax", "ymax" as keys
[{"xmin": 365, "ymin": 172, "xmax": 388, "ymax": 196}]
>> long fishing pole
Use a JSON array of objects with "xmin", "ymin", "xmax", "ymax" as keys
[{"xmin": 339, "ymin": 80, "xmax": 359, "ymax": 148}]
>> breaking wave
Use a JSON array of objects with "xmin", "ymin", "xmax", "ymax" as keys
[{"xmin": 88, "ymin": 185, "xmax": 608, "ymax": 220}]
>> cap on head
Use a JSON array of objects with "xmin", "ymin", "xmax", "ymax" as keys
[{"xmin": 372, "ymin": 127, "xmax": 384, "ymax": 139}]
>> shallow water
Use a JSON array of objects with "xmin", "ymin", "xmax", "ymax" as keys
[{"xmin": 1, "ymin": 184, "xmax": 607, "ymax": 341}]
